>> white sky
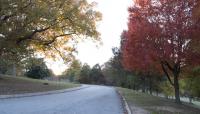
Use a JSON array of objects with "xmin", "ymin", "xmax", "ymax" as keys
[{"xmin": 47, "ymin": 0, "xmax": 133, "ymax": 75}]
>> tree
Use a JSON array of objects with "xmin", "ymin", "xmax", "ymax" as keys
[
  {"xmin": 90, "ymin": 64, "xmax": 105, "ymax": 84},
  {"xmin": 62, "ymin": 60, "xmax": 82, "ymax": 82},
  {"xmin": 22, "ymin": 57, "xmax": 47, "ymax": 70},
  {"xmin": 0, "ymin": 55, "xmax": 29, "ymax": 76},
  {"xmin": 79, "ymin": 63, "xmax": 91, "ymax": 84},
  {"xmin": 122, "ymin": 0, "xmax": 200, "ymax": 103},
  {"xmin": 0, "ymin": 0, "xmax": 101, "ymax": 62},
  {"xmin": 102, "ymin": 48, "xmax": 128, "ymax": 86},
  {"xmin": 26, "ymin": 66, "xmax": 50, "ymax": 79},
  {"xmin": 25, "ymin": 57, "xmax": 50, "ymax": 79},
  {"xmin": 102, "ymin": 48, "xmax": 139, "ymax": 88},
  {"xmin": 0, "ymin": 59, "xmax": 10, "ymax": 74}
]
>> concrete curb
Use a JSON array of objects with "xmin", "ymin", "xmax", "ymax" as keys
[
  {"xmin": 121, "ymin": 95, "xmax": 132, "ymax": 114},
  {"xmin": 116, "ymin": 90, "xmax": 132, "ymax": 114},
  {"xmin": 0, "ymin": 85, "xmax": 89, "ymax": 99}
]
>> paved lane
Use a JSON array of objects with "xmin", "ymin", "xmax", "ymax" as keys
[{"xmin": 0, "ymin": 85, "xmax": 124, "ymax": 114}]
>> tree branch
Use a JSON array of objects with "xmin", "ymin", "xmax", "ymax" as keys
[
  {"xmin": 163, "ymin": 61, "xmax": 174, "ymax": 71},
  {"xmin": 16, "ymin": 27, "xmax": 50, "ymax": 44},
  {"xmin": 43, "ymin": 32, "xmax": 75, "ymax": 45},
  {"xmin": 161, "ymin": 61, "xmax": 174, "ymax": 86},
  {"xmin": 53, "ymin": 46, "xmax": 64, "ymax": 60}
]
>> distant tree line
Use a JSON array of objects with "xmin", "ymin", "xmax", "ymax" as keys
[
  {"xmin": 60, "ymin": 60, "xmax": 105, "ymax": 85},
  {"xmin": 62, "ymin": 48, "xmax": 200, "ymax": 104}
]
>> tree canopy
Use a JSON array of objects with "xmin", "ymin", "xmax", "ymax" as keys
[
  {"xmin": 0, "ymin": 0, "xmax": 101, "ymax": 62},
  {"xmin": 121, "ymin": 0, "xmax": 200, "ymax": 103}
]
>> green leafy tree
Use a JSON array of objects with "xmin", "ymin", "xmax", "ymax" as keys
[
  {"xmin": 102, "ymin": 48, "xmax": 132, "ymax": 87},
  {"xmin": 79, "ymin": 64, "xmax": 91, "ymax": 84},
  {"xmin": 26, "ymin": 66, "xmax": 50, "ymax": 79},
  {"xmin": 90, "ymin": 64, "xmax": 105, "ymax": 84},
  {"xmin": 24, "ymin": 57, "xmax": 50, "ymax": 79},
  {"xmin": 0, "ymin": 59, "xmax": 10, "ymax": 74},
  {"xmin": 63, "ymin": 60, "xmax": 82, "ymax": 82},
  {"xmin": 0, "ymin": 0, "xmax": 101, "ymax": 63}
]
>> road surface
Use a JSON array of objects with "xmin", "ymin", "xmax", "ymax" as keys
[{"xmin": 0, "ymin": 85, "xmax": 124, "ymax": 114}]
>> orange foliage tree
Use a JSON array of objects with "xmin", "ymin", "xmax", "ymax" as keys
[{"xmin": 121, "ymin": 0, "xmax": 200, "ymax": 103}]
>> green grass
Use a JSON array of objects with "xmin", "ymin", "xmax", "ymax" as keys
[
  {"xmin": 116, "ymin": 87, "xmax": 200, "ymax": 114},
  {"xmin": 0, "ymin": 76, "xmax": 80, "ymax": 95}
]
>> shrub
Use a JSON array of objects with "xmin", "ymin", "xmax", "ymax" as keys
[{"xmin": 26, "ymin": 66, "xmax": 50, "ymax": 79}]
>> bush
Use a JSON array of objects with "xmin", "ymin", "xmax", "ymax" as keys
[{"xmin": 26, "ymin": 66, "xmax": 50, "ymax": 79}]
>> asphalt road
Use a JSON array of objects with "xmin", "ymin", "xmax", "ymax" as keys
[{"xmin": 0, "ymin": 85, "xmax": 124, "ymax": 114}]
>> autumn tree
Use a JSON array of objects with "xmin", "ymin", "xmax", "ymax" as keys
[
  {"xmin": 0, "ymin": 0, "xmax": 101, "ymax": 63},
  {"xmin": 193, "ymin": 0, "xmax": 200, "ymax": 20},
  {"xmin": 122, "ymin": 0, "xmax": 200, "ymax": 103}
]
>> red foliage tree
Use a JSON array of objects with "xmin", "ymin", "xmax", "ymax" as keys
[{"xmin": 121, "ymin": 0, "xmax": 200, "ymax": 103}]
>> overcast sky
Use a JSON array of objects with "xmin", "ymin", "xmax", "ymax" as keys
[{"xmin": 47, "ymin": 0, "xmax": 133, "ymax": 75}]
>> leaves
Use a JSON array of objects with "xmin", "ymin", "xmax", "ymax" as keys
[
  {"xmin": 122, "ymin": 0, "xmax": 200, "ymax": 73},
  {"xmin": 0, "ymin": 0, "xmax": 101, "ymax": 62},
  {"xmin": 121, "ymin": 0, "xmax": 200, "ymax": 102}
]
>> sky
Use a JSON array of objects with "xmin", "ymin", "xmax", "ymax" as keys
[{"xmin": 46, "ymin": 0, "xmax": 133, "ymax": 75}]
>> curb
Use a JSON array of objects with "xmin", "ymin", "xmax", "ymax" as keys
[
  {"xmin": 0, "ymin": 85, "xmax": 89, "ymax": 99},
  {"xmin": 116, "ymin": 90, "xmax": 132, "ymax": 114},
  {"xmin": 121, "ymin": 95, "xmax": 132, "ymax": 114}
]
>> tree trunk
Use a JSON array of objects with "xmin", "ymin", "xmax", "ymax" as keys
[
  {"xmin": 156, "ymin": 90, "xmax": 158, "ymax": 96},
  {"xmin": 141, "ymin": 76, "xmax": 145, "ymax": 93},
  {"xmin": 12, "ymin": 63, "xmax": 16, "ymax": 76},
  {"xmin": 161, "ymin": 61, "xmax": 181, "ymax": 104},
  {"xmin": 149, "ymin": 76, "xmax": 152, "ymax": 95},
  {"xmin": 174, "ymin": 72, "xmax": 181, "ymax": 104},
  {"xmin": 189, "ymin": 96, "xmax": 193, "ymax": 104}
]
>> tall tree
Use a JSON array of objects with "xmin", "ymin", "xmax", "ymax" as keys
[
  {"xmin": 79, "ymin": 63, "xmax": 91, "ymax": 84},
  {"xmin": 90, "ymin": 64, "xmax": 105, "ymax": 84},
  {"xmin": 62, "ymin": 59, "xmax": 82, "ymax": 82},
  {"xmin": 122, "ymin": 0, "xmax": 200, "ymax": 103},
  {"xmin": 102, "ymin": 48, "xmax": 136, "ymax": 87}
]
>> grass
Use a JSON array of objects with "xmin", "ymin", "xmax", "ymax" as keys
[
  {"xmin": 0, "ymin": 76, "xmax": 80, "ymax": 95},
  {"xmin": 116, "ymin": 87, "xmax": 200, "ymax": 114}
]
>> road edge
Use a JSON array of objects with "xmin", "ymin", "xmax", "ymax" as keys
[
  {"xmin": 116, "ymin": 89, "xmax": 132, "ymax": 114},
  {"xmin": 0, "ymin": 85, "xmax": 89, "ymax": 99}
]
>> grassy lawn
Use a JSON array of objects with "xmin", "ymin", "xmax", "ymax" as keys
[
  {"xmin": 117, "ymin": 87, "xmax": 200, "ymax": 114},
  {"xmin": 0, "ymin": 76, "xmax": 80, "ymax": 95}
]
